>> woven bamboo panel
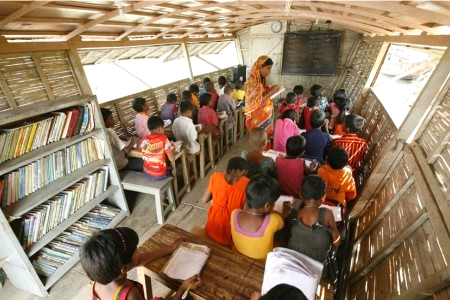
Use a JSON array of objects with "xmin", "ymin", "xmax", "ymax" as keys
[
  {"xmin": 350, "ymin": 185, "xmax": 424, "ymax": 275},
  {"xmin": 432, "ymin": 286, "xmax": 450, "ymax": 300},
  {"xmin": 433, "ymin": 146, "xmax": 450, "ymax": 201},
  {"xmin": 0, "ymin": 51, "xmax": 82, "ymax": 113},
  {"xmin": 349, "ymin": 219, "xmax": 447, "ymax": 299},
  {"xmin": 353, "ymin": 157, "xmax": 411, "ymax": 239}
]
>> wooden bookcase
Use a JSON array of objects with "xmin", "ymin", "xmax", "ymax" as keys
[{"xmin": 0, "ymin": 95, "xmax": 129, "ymax": 297}]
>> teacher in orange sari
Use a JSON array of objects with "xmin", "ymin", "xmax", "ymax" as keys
[{"xmin": 245, "ymin": 55, "xmax": 280, "ymax": 147}]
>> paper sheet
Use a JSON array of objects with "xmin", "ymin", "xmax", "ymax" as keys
[
  {"xmin": 319, "ymin": 204, "xmax": 342, "ymax": 222},
  {"xmin": 162, "ymin": 242, "xmax": 210, "ymax": 280},
  {"xmin": 270, "ymin": 86, "xmax": 286, "ymax": 99},
  {"xmin": 273, "ymin": 195, "xmax": 294, "ymax": 214},
  {"xmin": 262, "ymin": 150, "xmax": 286, "ymax": 161}
]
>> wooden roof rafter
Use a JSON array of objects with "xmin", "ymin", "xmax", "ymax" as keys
[{"xmin": 0, "ymin": 1, "xmax": 49, "ymax": 29}]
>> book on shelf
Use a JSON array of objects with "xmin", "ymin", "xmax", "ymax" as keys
[{"xmin": 162, "ymin": 242, "xmax": 211, "ymax": 281}]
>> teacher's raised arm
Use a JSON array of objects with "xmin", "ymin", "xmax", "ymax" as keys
[{"xmin": 244, "ymin": 55, "xmax": 279, "ymax": 149}]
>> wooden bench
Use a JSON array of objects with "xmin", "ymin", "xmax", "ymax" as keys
[{"xmin": 120, "ymin": 170, "xmax": 176, "ymax": 225}]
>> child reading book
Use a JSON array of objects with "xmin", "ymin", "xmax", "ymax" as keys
[
  {"xmin": 132, "ymin": 97, "xmax": 151, "ymax": 140},
  {"xmin": 273, "ymin": 109, "xmax": 301, "ymax": 153},
  {"xmin": 80, "ymin": 227, "xmax": 202, "ymax": 300},
  {"xmin": 230, "ymin": 175, "xmax": 285, "ymax": 260},
  {"xmin": 202, "ymin": 157, "xmax": 249, "ymax": 246}
]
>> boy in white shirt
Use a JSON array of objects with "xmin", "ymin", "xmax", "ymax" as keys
[{"xmin": 172, "ymin": 101, "xmax": 201, "ymax": 154}]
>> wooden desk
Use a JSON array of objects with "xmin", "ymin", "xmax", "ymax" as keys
[{"xmin": 137, "ymin": 224, "xmax": 264, "ymax": 300}]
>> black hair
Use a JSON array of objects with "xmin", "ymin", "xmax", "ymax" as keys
[
  {"xmin": 285, "ymin": 92, "xmax": 297, "ymax": 104},
  {"xmin": 327, "ymin": 147, "xmax": 349, "ymax": 170},
  {"xmin": 224, "ymin": 85, "xmax": 233, "ymax": 94},
  {"xmin": 310, "ymin": 109, "xmax": 325, "ymax": 129},
  {"xmin": 310, "ymin": 84, "xmax": 322, "ymax": 99},
  {"xmin": 202, "ymin": 77, "xmax": 211, "ymax": 85},
  {"xmin": 235, "ymin": 81, "xmax": 244, "ymax": 89},
  {"xmin": 147, "ymin": 115, "xmax": 165, "ymax": 131},
  {"xmin": 179, "ymin": 100, "xmax": 195, "ymax": 114},
  {"xmin": 205, "ymin": 82, "xmax": 215, "ymax": 92},
  {"xmin": 80, "ymin": 227, "xmax": 139, "ymax": 285},
  {"xmin": 301, "ymin": 175, "xmax": 326, "ymax": 202},
  {"xmin": 199, "ymin": 93, "xmax": 212, "ymax": 108},
  {"xmin": 293, "ymin": 85, "xmax": 304, "ymax": 95},
  {"xmin": 189, "ymin": 83, "xmax": 199, "ymax": 93},
  {"xmin": 166, "ymin": 93, "xmax": 177, "ymax": 103},
  {"xmin": 286, "ymin": 135, "xmax": 306, "ymax": 157},
  {"xmin": 226, "ymin": 157, "xmax": 248, "ymax": 173},
  {"xmin": 218, "ymin": 76, "xmax": 227, "ymax": 86},
  {"xmin": 282, "ymin": 109, "xmax": 296, "ymax": 122},
  {"xmin": 100, "ymin": 107, "xmax": 113, "ymax": 123},
  {"xmin": 260, "ymin": 284, "xmax": 308, "ymax": 300},
  {"xmin": 131, "ymin": 97, "xmax": 146, "ymax": 113},
  {"xmin": 261, "ymin": 57, "xmax": 274, "ymax": 67},
  {"xmin": 345, "ymin": 114, "xmax": 364, "ymax": 133},
  {"xmin": 333, "ymin": 89, "xmax": 351, "ymax": 125},
  {"xmin": 181, "ymin": 90, "xmax": 191, "ymax": 101},
  {"xmin": 307, "ymin": 96, "xmax": 320, "ymax": 108},
  {"xmin": 246, "ymin": 174, "xmax": 280, "ymax": 209}
]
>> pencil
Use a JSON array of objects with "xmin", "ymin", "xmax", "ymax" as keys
[{"xmin": 181, "ymin": 281, "xmax": 194, "ymax": 299}]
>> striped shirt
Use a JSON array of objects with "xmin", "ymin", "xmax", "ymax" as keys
[{"xmin": 332, "ymin": 134, "xmax": 368, "ymax": 171}]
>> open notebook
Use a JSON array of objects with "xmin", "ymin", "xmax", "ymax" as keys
[
  {"xmin": 262, "ymin": 248, "xmax": 323, "ymax": 300},
  {"xmin": 273, "ymin": 195, "xmax": 294, "ymax": 214},
  {"xmin": 162, "ymin": 242, "xmax": 211, "ymax": 281}
]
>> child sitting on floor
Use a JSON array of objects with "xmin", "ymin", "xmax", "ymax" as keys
[
  {"xmin": 310, "ymin": 84, "xmax": 328, "ymax": 112},
  {"xmin": 293, "ymin": 85, "xmax": 307, "ymax": 107},
  {"xmin": 132, "ymin": 97, "xmax": 151, "ymax": 140},
  {"xmin": 101, "ymin": 108, "xmax": 143, "ymax": 172},
  {"xmin": 160, "ymin": 93, "xmax": 178, "ymax": 122},
  {"xmin": 273, "ymin": 109, "xmax": 301, "ymax": 153},
  {"xmin": 328, "ymin": 89, "xmax": 351, "ymax": 135},
  {"xmin": 301, "ymin": 110, "xmax": 331, "ymax": 161},
  {"xmin": 231, "ymin": 174, "xmax": 285, "ymax": 260},
  {"xmin": 277, "ymin": 92, "xmax": 300, "ymax": 118},
  {"xmin": 275, "ymin": 135, "xmax": 316, "ymax": 199},
  {"xmin": 80, "ymin": 227, "xmax": 201, "ymax": 300},
  {"xmin": 172, "ymin": 101, "xmax": 201, "ymax": 155},
  {"xmin": 241, "ymin": 128, "xmax": 275, "ymax": 178},
  {"xmin": 202, "ymin": 157, "xmax": 249, "ymax": 246},
  {"xmin": 139, "ymin": 116, "xmax": 175, "ymax": 181},
  {"xmin": 298, "ymin": 96, "xmax": 320, "ymax": 131},
  {"xmin": 197, "ymin": 93, "xmax": 219, "ymax": 136}
]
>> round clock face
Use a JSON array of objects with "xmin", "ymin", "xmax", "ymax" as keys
[{"xmin": 271, "ymin": 21, "xmax": 282, "ymax": 33}]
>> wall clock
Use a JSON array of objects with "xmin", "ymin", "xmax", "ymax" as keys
[{"xmin": 271, "ymin": 21, "xmax": 282, "ymax": 33}]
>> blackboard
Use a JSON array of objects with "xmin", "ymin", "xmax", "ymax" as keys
[{"xmin": 281, "ymin": 32, "xmax": 341, "ymax": 76}]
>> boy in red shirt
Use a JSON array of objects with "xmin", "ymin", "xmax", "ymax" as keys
[{"xmin": 139, "ymin": 116, "xmax": 175, "ymax": 180}]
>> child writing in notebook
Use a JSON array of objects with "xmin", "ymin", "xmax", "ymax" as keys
[
  {"xmin": 231, "ymin": 174, "xmax": 286, "ymax": 260},
  {"xmin": 241, "ymin": 128, "xmax": 275, "ymax": 178},
  {"xmin": 80, "ymin": 227, "xmax": 201, "ymax": 300},
  {"xmin": 202, "ymin": 157, "xmax": 249, "ymax": 246}
]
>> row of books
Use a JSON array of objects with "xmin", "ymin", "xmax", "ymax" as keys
[
  {"xmin": 32, "ymin": 204, "xmax": 121, "ymax": 277},
  {"xmin": 19, "ymin": 167, "xmax": 109, "ymax": 249},
  {"xmin": 0, "ymin": 102, "xmax": 95, "ymax": 164},
  {"xmin": 0, "ymin": 137, "xmax": 105, "ymax": 208}
]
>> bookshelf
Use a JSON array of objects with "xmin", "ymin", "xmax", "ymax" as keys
[{"xmin": 0, "ymin": 95, "xmax": 129, "ymax": 297}]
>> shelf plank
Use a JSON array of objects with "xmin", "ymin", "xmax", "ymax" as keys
[
  {"xmin": 26, "ymin": 186, "xmax": 119, "ymax": 257},
  {"xmin": 3, "ymin": 159, "xmax": 111, "ymax": 219},
  {"xmin": 0, "ymin": 128, "xmax": 102, "ymax": 176},
  {"xmin": 42, "ymin": 210, "xmax": 128, "ymax": 289}
]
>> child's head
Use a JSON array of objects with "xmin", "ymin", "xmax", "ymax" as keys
[
  {"xmin": 260, "ymin": 284, "xmax": 308, "ymax": 300},
  {"xmin": 189, "ymin": 83, "xmax": 199, "ymax": 95},
  {"xmin": 327, "ymin": 146, "xmax": 349, "ymax": 170},
  {"xmin": 310, "ymin": 84, "xmax": 323, "ymax": 99},
  {"xmin": 246, "ymin": 174, "xmax": 280, "ymax": 210},
  {"xmin": 307, "ymin": 96, "xmax": 320, "ymax": 108},
  {"xmin": 226, "ymin": 157, "xmax": 248, "ymax": 177},
  {"xmin": 101, "ymin": 108, "xmax": 114, "ymax": 128},
  {"xmin": 218, "ymin": 76, "xmax": 227, "ymax": 87},
  {"xmin": 132, "ymin": 97, "xmax": 147, "ymax": 113},
  {"xmin": 205, "ymin": 82, "xmax": 215, "ymax": 93},
  {"xmin": 285, "ymin": 92, "xmax": 297, "ymax": 104},
  {"xmin": 181, "ymin": 90, "xmax": 192, "ymax": 102},
  {"xmin": 179, "ymin": 100, "xmax": 195, "ymax": 118},
  {"xmin": 282, "ymin": 109, "xmax": 296, "ymax": 122},
  {"xmin": 166, "ymin": 93, "xmax": 177, "ymax": 103},
  {"xmin": 310, "ymin": 109, "xmax": 325, "ymax": 129},
  {"xmin": 301, "ymin": 175, "xmax": 326, "ymax": 202},
  {"xmin": 224, "ymin": 85, "xmax": 233, "ymax": 95},
  {"xmin": 286, "ymin": 135, "xmax": 306, "ymax": 157},
  {"xmin": 249, "ymin": 127, "xmax": 267, "ymax": 148},
  {"xmin": 202, "ymin": 77, "xmax": 211, "ymax": 85},
  {"xmin": 199, "ymin": 93, "xmax": 212, "ymax": 108},
  {"xmin": 333, "ymin": 88, "xmax": 347, "ymax": 104},
  {"xmin": 345, "ymin": 114, "xmax": 364, "ymax": 133},
  {"xmin": 293, "ymin": 85, "xmax": 304, "ymax": 96},
  {"xmin": 236, "ymin": 81, "xmax": 244, "ymax": 90},
  {"xmin": 80, "ymin": 227, "xmax": 139, "ymax": 285},
  {"xmin": 147, "ymin": 115, "xmax": 165, "ymax": 133}
]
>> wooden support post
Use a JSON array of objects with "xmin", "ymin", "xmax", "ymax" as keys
[
  {"xmin": 181, "ymin": 41, "xmax": 194, "ymax": 83},
  {"xmin": 0, "ymin": 70, "xmax": 18, "ymax": 109},
  {"xmin": 196, "ymin": 55, "xmax": 220, "ymax": 70},
  {"xmin": 66, "ymin": 43, "xmax": 93, "ymax": 96},
  {"xmin": 362, "ymin": 42, "xmax": 389, "ymax": 94},
  {"xmin": 32, "ymin": 56, "xmax": 55, "ymax": 101}
]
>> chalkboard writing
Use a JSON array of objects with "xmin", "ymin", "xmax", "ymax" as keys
[{"xmin": 281, "ymin": 32, "xmax": 341, "ymax": 76}]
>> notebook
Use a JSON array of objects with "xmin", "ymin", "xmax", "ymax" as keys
[
  {"xmin": 162, "ymin": 242, "xmax": 211, "ymax": 281},
  {"xmin": 319, "ymin": 204, "xmax": 342, "ymax": 222},
  {"xmin": 273, "ymin": 195, "xmax": 294, "ymax": 214},
  {"xmin": 270, "ymin": 86, "xmax": 286, "ymax": 99}
]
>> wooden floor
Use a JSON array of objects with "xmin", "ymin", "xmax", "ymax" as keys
[{"xmin": 0, "ymin": 136, "xmax": 333, "ymax": 300}]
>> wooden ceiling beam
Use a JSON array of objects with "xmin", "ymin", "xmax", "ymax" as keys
[
  {"xmin": 94, "ymin": 49, "xmax": 116, "ymax": 64},
  {"xmin": 163, "ymin": 45, "xmax": 181, "ymax": 63},
  {"xmin": 113, "ymin": 48, "xmax": 137, "ymax": 61},
  {"xmin": 0, "ymin": 1, "xmax": 49, "ymax": 29},
  {"xmin": 80, "ymin": 50, "xmax": 95, "ymax": 64}
]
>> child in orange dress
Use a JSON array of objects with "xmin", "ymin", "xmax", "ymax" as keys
[{"xmin": 202, "ymin": 157, "xmax": 249, "ymax": 246}]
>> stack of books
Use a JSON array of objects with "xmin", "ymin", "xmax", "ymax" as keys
[
  {"xmin": 0, "ymin": 137, "xmax": 105, "ymax": 208},
  {"xmin": 32, "ymin": 204, "xmax": 120, "ymax": 277},
  {"xmin": 0, "ymin": 103, "xmax": 95, "ymax": 164},
  {"xmin": 18, "ymin": 167, "xmax": 109, "ymax": 249}
]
